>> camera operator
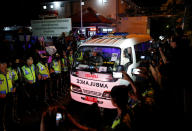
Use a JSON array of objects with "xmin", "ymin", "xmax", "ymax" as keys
[{"xmin": 40, "ymin": 105, "xmax": 97, "ymax": 131}]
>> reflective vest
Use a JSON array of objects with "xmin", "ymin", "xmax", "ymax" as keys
[
  {"xmin": 68, "ymin": 55, "xmax": 73, "ymax": 65},
  {"xmin": 52, "ymin": 60, "xmax": 61, "ymax": 74},
  {"xmin": 76, "ymin": 52, "xmax": 83, "ymax": 61},
  {"xmin": 61, "ymin": 57, "xmax": 68, "ymax": 72},
  {"xmin": 142, "ymin": 88, "xmax": 154, "ymax": 97},
  {"xmin": 8, "ymin": 67, "xmax": 18, "ymax": 81},
  {"xmin": 21, "ymin": 64, "xmax": 36, "ymax": 83},
  {"xmin": 111, "ymin": 117, "xmax": 120, "ymax": 129},
  {"xmin": 37, "ymin": 62, "xmax": 50, "ymax": 78},
  {"xmin": 12, "ymin": 70, "xmax": 18, "ymax": 81},
  {"xmin": 0, "ymin": 71, "xmax": 13, "ymax": 95}
]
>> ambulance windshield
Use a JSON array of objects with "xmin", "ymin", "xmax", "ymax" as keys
[{"xmin": 73, "ymin": 46, "xmax": 121, "ymax": 73}]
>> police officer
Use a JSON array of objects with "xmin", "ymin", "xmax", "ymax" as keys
[
  {"xmin": 7, "ymin": 58, "xmax": 21, "ymax": 123},
  {"xmin": 21, "ymin": 55, "xmax": 37, "ymax": 113},
  {"xmin": 36, "ymin": 56, "xmax": 50, "ymax": 103},
  {"xmin": 68, "ymin": 50, "xmax": 74, "ymax": 70},
  {"xmin": 0, "ymin": 58, "xmax": 15, "ymax": 131},
  {"xmin": 61, "ymin": 51, "xmax": 69, "ymax": 96},
  {"xmin": 50, "ymin": 53, "xmax": 61, "ymax": 98},
  {"xmin": 12, "ymin": 58, "xmax": 23, "ymax": 122}
]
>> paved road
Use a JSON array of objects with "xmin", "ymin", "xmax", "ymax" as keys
[{"xmin": 10, "ymin": 92, "xmax": 116, "ymax": 131}]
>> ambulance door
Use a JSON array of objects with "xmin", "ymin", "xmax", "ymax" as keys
[{"xmin": 122, "ymin": 47, "xmax": 135, "ymax": 80}]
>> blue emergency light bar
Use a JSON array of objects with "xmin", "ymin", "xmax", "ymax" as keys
[
  {"xmin": 96, "ymin": 32, "xmax": 129, "ymax": 36},
  {"xmin": 96, "ymin": 33, "xmax": 108, "ymax": 36},
  {"xmin": 113, "ymin": 32, "xmax": 129, "ymax": 36}
]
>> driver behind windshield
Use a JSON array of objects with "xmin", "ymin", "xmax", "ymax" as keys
[{"xmin": 90, "ymin": 49, "xmax": 103, "ymax": 66}]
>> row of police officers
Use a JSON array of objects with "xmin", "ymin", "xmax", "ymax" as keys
[{"xmin": 0, "ymin": 50, "xmax": 74, "ymax": 131}]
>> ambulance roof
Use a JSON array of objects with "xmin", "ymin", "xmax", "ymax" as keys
[{"xmin": 81, "ymin": 34, "xmax": 151, "ymax": 48}]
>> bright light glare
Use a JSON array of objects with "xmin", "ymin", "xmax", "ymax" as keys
[
  {"xmin": 81, "ymin": 2, "xmax": 84, "ymax": 5},
  {"xmin": 50, "ymin": 5, "xmax": 54, "ymax": 8},
  {"xmin": 108, "ymin": 29, "xmax": 112, "ymax": 32},
  {"xmin": 159, "ymin": 36, "xmax": 164, "ymax": 40},
  {"xmin": 53, "ymin": 2, "xmax": 60, "ymax": 8},
  {"xmin": 97, "ymin": 0, "xmax": 103, "ymax": 5},
  {"xmin": 43, "ymin": 6, "xmax": 47, "ymax": 9},
  {"xmin": 4, "ymin": 27, "xmax": 11, "ymax": 31}
]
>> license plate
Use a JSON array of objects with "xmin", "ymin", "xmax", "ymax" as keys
[{"xmin": 85, "ymin": 96, "xmax": 97, "ymax": 103}]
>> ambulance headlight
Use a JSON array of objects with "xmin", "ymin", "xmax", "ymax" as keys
[
  {"xmin": 70, "ymin": 84, "xmax": 82, "ymax": 93},
  {"xmin": 102, "ymin": 91, "xmax": 111, "ymax": 99}
]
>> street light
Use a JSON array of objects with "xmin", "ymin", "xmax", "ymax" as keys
[
  {"xmin": 43, "ymin": 5, "xmax": 47, "ymax": 10},
  {"xmin": 80, "ymin": 0, "xmax": 84, "ymax": 28},
  {"xmin": 50, "ymin": 5, "xmax": 54, "ymax": 9},
  {"xmin": 53, "ymin": 2, "xmax": 60, "ymax": 9}
]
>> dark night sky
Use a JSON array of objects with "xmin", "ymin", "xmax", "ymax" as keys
[
  {"xmin": 0, "ymin": 0, "xmax": 72, "ymax": 26},
  {"xmin": 0, "ymin": 0, "xmax": 169, "ymax": 26},
  {"xmin": 1, "ymin": 0, "xmax": 188, "ymax": 26},
  {"xmin": 0, "ymin": 1, "xmax": 41, "ymax": 26}
]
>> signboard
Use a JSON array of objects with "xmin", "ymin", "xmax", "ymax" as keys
[{"xmin": 31, "ymin": 18, "xmax": 72, "ymax": 37}]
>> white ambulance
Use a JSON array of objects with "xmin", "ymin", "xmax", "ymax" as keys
[{"xmin": 70, "ymin": 33, "xmax": 151, "ymax": 109}]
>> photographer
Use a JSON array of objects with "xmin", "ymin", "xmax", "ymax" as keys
[{"xmin": 40, "ymin": 105, "xmax": 97, "ymax": 131}]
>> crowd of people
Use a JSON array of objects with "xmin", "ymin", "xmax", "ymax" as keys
[
  {"xmin": 0, "ymin": 31, "xmax": 83, "ymax": 131},
  {"xmin": 0, "ymin": 28, "xmax": 192, "ymax": 131},
  {"xmin": 39, "ymin": 29, "xmax": 192, "ymax": 131}
]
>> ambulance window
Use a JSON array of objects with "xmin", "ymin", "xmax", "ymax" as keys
[{"xmin": 124, "ymin": 47, "xmax": 132, "ymax": 63}]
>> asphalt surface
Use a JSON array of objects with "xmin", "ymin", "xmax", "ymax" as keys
[{"xmin": 9, "ymin": 91, "xmax": 116, "ymax": 131}]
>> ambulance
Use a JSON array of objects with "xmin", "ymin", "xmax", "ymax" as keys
[{"xmin": 70, "ymin": 33, "xmax": 151, "ymax": 109}]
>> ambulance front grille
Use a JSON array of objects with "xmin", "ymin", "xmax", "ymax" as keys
[{"xmin": 83, "ymin": 89, "xmax": 102, "ymax": 97}]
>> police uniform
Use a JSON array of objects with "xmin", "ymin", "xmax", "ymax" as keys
[
  {"xmin": 21, "ymin": 64, "xmax": 36, "ymax": 84},
  {"xmin": 21, "ymin": 64, "xmax": 37, "ymax": 112},
  {"xmin": 50, "ymin": 59, "xmax": 61, "ymax": 97},
  {"xmin": 52, "ymin": 59, "xmax": 61, "ymax": 74},
  {"xmin": 68, "ymin": 54, "xmax": 74, "ymax": 70},
  {"xmin": 36, "ymin": 61, "xmax": 50, "ymax": 101},
  {"xmin": 7, "ymin": 66, "xmax": 21, "ymax": 122},
  {"xmin": 12, "ymin": 64, "xmax": 23, "ymax": 122},
  {"xmin": 0, "ymin": 70, "xmax": 14, "ymax": 130},
  {"xmin": 0, "ymin": 71, "xmax": 14, "ymax": 97},
  {"xmin": 111, "ymin": 111, "xmax": 132, "ymax": 131},
  {"xmin": 61, "ymin": 56, "xmax": 69, "ymax": 95}
]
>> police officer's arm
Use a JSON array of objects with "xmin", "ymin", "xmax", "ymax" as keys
[
  {"xmin": 50, "ymin": 62, "xmax": 54, "ymax": 73},
  {"xmin": 21, "ymin": 69, "xmax": 27, "ymax": 84},
  {"xmin": 35, "ymin": 65, "xmax": 41, "ymax": 80}
]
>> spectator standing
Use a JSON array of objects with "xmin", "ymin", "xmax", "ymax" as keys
[
  {"xmin": 58, "ymin": 32, "xmax": 67, "ymax": 51},
  {"xmin": 110, "ymin": 85, "xmax": 132, "ymax": 131}
]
